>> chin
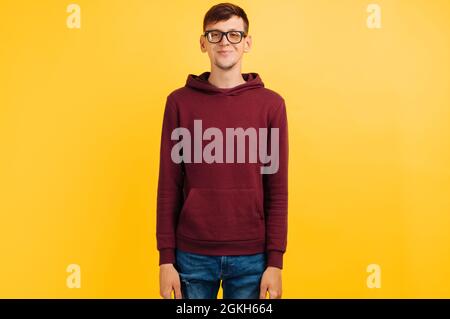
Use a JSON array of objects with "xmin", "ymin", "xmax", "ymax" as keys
[
  {"xmin": 215, "ymin": 60, "xmax": 237, "ymax": 70},
  {"xmin": 217, "ymin": 64, "xmax": 236, "ymax": 71}
]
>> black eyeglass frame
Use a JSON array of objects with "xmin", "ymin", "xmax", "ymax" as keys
[{"xmin": 203, "ymin": 30, "xmax": 248, "ymax": 44}]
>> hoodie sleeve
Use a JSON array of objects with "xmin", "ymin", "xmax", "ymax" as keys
[
  {"xmin": 264, "ymin": 98, "xmax": 289, "ymax": 269},
  {"xmin": 156, "ymin": 94, "xmax": 184, "ymax": 265}
]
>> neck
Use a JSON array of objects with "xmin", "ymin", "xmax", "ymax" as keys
[{"xmin": 207, "ymin": 64, "xmax": 246, "ymax": 89}]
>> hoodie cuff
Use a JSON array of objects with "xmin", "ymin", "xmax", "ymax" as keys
[
  {"xmin": 159, "ymin": 248, "xmax": 176, "ymax": 265},
  {"xmin": 267, "ymin": 250, "xmax": 284, "ymax": 269}
]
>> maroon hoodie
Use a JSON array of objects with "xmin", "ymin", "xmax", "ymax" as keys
[{"xmin": 156, "ymin": 72, "xmax": 288, "ymax": 269}]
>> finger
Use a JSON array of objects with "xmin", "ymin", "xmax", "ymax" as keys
[
  {"xmin": 174, "ymin": 284, "xmax": 182, "ymax": 299},
  {"xmin": 161, "ymin": 291, "xmax": 171, "ymax": 299},
  {"xmin": 259, "ymin": 285, "xmax": 267, "ymax": 299},
  {"xmin": 269, "ymin": 289, "xmax": 280, "ymax": 299}
]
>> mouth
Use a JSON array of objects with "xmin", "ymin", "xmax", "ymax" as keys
[{"xmin": 217, "ymin": 50, "xmax": 233, "ymax": 56}]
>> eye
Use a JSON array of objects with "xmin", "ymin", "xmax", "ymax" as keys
[
  {"xmin": 209, "ymin": 31, "xmax": 221, "ymax": 39},
  {"xmin": 228, "ymin": 31, "xmax": 241, "ymax": 40}
]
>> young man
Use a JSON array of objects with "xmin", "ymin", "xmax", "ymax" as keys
[{"xmin": 157, "ymin": 3, "xmax": 288, "ymax": 299}]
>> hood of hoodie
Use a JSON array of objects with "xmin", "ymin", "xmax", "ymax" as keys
[{"xmin": 186, "ymin": 71, "xmax": 264, "ymax": 96}]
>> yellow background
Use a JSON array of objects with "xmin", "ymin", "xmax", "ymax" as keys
[{"xmin": 1, "ymin": 0, "xmax": 449, "ymax": 298}]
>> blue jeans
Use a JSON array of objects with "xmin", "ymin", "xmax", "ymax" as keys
[{"xmin": 175, "ymin": 248, "xmax": 267, "ymax": 299}]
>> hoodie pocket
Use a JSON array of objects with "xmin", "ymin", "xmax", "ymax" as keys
[{"xmin": 177, "ymin": 188, "xmax": 264, "ymax": 242}]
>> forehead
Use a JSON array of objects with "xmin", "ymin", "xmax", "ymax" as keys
[{"xmin": 205, "ymin": 15, "xmax": 245, "ymax": 31}]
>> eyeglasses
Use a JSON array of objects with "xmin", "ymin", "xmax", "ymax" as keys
[{"xmin": 203, "ymin": 30, "xmax": 247, "ymax": 44}]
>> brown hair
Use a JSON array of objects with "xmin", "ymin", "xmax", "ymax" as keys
[{"xmin": 203, "ymin": 3, "xmax": 249, "ymax": 34}]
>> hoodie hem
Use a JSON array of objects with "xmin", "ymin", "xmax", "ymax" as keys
[{"xmin": 176, "ymin": 235, "xmax": 266, "ymax": 256}]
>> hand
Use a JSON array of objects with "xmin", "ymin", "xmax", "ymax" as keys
[
  {"xmin": 259, "ymin": 266, "xmax": 282, "ymax": 299},
  {"xmin": 159, "ymin": 263, "xmax": 182, "ymax": 299}
]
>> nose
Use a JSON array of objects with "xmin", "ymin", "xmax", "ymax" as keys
[{"xmin": 219, "ymin": 33, "xmax": 231, "ymax": 46}]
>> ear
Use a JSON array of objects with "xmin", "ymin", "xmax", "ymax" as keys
[
  {"xmin": 243, "ymin": 34, "xmax": 252, "ymax": 53},
  {"xmin": 200, "ymin": 35, "xmax": 207, "ymax": 53}
]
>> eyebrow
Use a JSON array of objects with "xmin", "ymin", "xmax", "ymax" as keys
[{"xmin": 205, "ymin": 28, "xmax": 242, "ymax": 32}]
